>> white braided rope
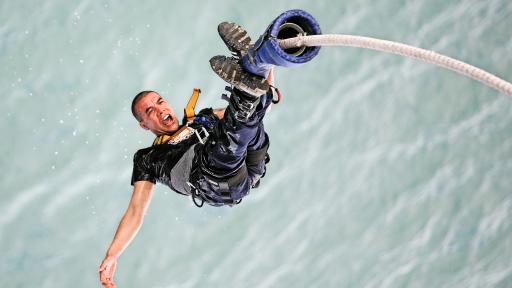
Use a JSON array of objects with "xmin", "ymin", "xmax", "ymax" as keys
[{"xmin": 279, "ymin": 34, "xmax": 512, "ymax": 96}]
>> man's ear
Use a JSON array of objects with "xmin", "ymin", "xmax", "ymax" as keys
[{"xmin": 139, "ymin": 122, "xmax": 149, "ymax": 130}]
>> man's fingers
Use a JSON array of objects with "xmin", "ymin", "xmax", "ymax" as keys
[
  {"xmin": 100, "ymin": 271, "xmax": 106, "ymax": 283},
  {"xmin": 102, "ymin": 278, "xmax": 115, "ymax": 288},
  {"xmin": 100, "ymin": 266, "xmax": 111, "ymax": 283},
  {"xmin": 99, "ymin": 257, "xmax": 116, "ymax": 287},
  {"xmin": 100, "ymin": 276, "xmax": 113, "ymax": 285}
]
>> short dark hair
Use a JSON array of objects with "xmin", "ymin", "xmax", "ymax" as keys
[{"xmin": 131, "ymin": 90, "xmax": 156, "ymax": 122}]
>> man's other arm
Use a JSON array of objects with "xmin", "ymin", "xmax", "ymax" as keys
[{"xmin": 98, "ymin": 181, "xmax": 154, "ymax": 287}]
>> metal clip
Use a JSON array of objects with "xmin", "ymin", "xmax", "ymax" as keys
[
  {"xmin": 194, "ymin": 126, "xmax": 209, "ymax": 144},
  {"xmin": 186, "ymin": 182, "xmax": 204, "ymax": 208},
  {"xmin": 240, "ymin": 101, "xmax": 255, "ymax": 111}
]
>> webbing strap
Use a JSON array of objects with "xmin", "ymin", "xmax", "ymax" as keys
[
  {"xmin": 246, "ymin": 141, "xmax": 269, "ymax": 166},
  {"xmin": 184, "ymin": 88, "xmax": 201, "ymax": 122},
  {"xmin": 224, "ymin": 164, "xmax": 248, "ymax": 188},
  {"xmin": 246, "ymin": 132, "xmax": 269, "ymax": 166},
  {"xmin": 217, "ymin": 164, "xmax": 247, "ymax": 204}
]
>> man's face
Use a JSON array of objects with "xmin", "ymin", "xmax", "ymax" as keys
[{"xmin": 135, "ymin": 92, "xmax": 179, "ymax": 135}]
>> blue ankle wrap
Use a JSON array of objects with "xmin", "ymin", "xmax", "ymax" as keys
[{"xmin": 241, "ymin": 9, "xmax": 322, "ymax": 78}]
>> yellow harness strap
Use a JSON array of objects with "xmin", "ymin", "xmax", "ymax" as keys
[
  {"xmin": 153, "ymin": 88, "xmax": 201, "ymax": 146},
  {"xmin": 184, "ymin": 88, "xmax": 201, "ymax": 122}
]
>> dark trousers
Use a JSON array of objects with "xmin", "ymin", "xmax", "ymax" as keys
[{"xmin": 196, "ymin": 90, "xmax": 272, "ymax": 205}]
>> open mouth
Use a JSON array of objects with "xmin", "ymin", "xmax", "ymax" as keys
[{"xmin": 162, "ymin": 114, "xmax": 173, "ymax": 125}]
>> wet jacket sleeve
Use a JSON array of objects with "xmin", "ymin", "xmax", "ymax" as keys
[{"xmin": 131, "ymin": 149, "xmax": 156, "ymax": 185}]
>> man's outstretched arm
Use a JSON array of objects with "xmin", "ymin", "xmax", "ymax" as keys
[{"xmin": 99, "ymin": 181, "xmax": 154, "ymax": 287}]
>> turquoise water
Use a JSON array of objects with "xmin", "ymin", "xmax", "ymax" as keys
[{"xmin": 1, "ymin": 0, "xmax": 511, "ymax": 287}]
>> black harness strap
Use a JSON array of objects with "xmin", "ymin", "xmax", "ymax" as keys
[
  {"xmin": 216, "ymin": 164, "xmax": 247, "ymax": 205},
  {"xmin": 246, "ymin": 138, "xmax": 269, "ymax": 166}
]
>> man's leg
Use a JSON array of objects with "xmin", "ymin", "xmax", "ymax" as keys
[
  {"xmin": 244, "ymin": 92, "xmax": 272, "ymax": 187},
  {"xmin": 202, "ymin": 88, "xmax": 271, "ymax": 172},
  {"xmin": 195, "ymin": 87, "xmax": 272, "ymax": 204},
  {"xmin": 192, "ymin": 27, "xmax": 274, "ymax": 205}
]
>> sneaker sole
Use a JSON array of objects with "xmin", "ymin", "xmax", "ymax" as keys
[
  {"xmin": 218, "ymin": 22, "xmax": 251, "ymax": 55},
  {"xmin": 210, "ymin": 55, "xmax": 269, "ymax": 96}
]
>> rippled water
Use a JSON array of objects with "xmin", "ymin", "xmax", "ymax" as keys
[{"xmin": 1, "ymin": 0, "xmax": 511, "ymax": 287}]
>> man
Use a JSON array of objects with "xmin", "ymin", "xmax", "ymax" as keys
[{"xmin": 99, "ymin": 22, "xmax": 275, "ymax": 287}]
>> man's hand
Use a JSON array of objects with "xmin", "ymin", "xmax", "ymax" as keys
[
  {"xmin": 99, "ymin": 255, "xmax": 118, "ymax": 288},
  {"xmin": 98, "ymin": 181, "xmax": 154, "ymax": 287}
]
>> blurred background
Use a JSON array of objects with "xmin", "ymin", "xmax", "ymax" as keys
[{"xmin": 1, "ymin": 0, "xmax": 511, "ymax": 287}]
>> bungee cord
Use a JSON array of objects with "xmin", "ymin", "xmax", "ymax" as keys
[{"xmin": 279, "ymin": 34, "xmax": 512, "ymax": 96}]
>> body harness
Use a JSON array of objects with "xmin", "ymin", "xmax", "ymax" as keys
[{"xmin": 151, "ymin": 88, "xmax": 273, "ymax": 208}]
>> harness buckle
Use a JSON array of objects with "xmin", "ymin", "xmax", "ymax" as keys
[
  {"xmin": 233, "ymin": 101, "xmax": 255, "ymax": 121},
  {"xmin": 194, "ymin": 126, "xmax": 209, "ymax": 144},
  {"xmin": 239, "ymin": 100, "xmax": 255, "ymax": 111}
]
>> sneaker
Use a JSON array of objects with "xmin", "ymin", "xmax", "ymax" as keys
[
  {"xmin": 218, "ymin": 22, "xmax": 252, "ymax": 57},
  {"xmin": 209, "ymin": 55, "xmax": 269, "ymax": 96}
]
